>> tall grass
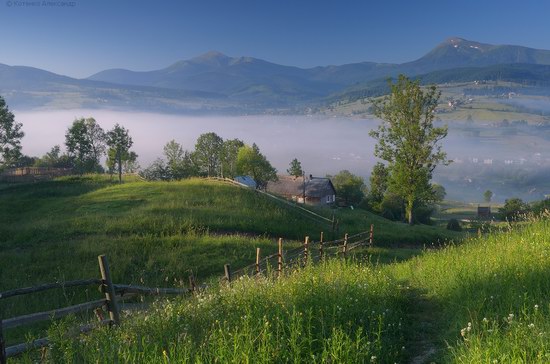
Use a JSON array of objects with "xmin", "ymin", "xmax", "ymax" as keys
[
  {"xmin": 40, "ymin": 260, "xmax": 407, "ymax": 363},
  {"xmin": 392, "ymin": 217, "xmax": 550, "ymax": 362}
]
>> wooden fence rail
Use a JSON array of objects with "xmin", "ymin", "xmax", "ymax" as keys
[
  {"xmin": 0, "ymin": 279, "xmax": 102, "ymax": 300},
  {"xmin": 2, "ymin": 299, "xmax": 107, "ymax": 330}
]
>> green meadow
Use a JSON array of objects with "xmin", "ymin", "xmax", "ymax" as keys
[{"xmin": 2, "ymin": 177, "xmax": 549, "ymax": 362}]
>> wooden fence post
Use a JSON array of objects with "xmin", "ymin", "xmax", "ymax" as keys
[
  {"xmin": 188, "ymin": 273, "xmax": 197, "ymax": 293},
  {"xmin": 98, "ymin": 255, "xmax": 120, "ymax": 326},
  {"xmin": 303, "ymin": 236, "xmax": 309, "ymax": 264},
  {"xmin": 277, "ymin": 238, "xmax": 283, "ymax": 278},
  {"xmin": 1, "ymin": 317, "xmax": 6, "ymax": 364},
  {"xmin": 319, "ymin": 231, "xmax": 324, "ymax": 260},
  {"xmin": 343, "ymin": 233, "xmax": 348, "ymax": 258},
  {"xmin": 224, "ymin": 264, "xmax": 232, "ymax": 283},
  {"xmin": 369, "ymin": 224, "xmax": 374, "ymax": 246},
  {"xmin": 256, "ymin": 248, "xmax": 261, "ymax": 275}
]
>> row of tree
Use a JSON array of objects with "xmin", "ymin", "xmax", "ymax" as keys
[
  {"xmin": 0, "ymin": 97, "xmax": 136, "ymax": 183},
  {"xmin": 139, "ymin": 132, "xmax": 278, "ymax": 189}
]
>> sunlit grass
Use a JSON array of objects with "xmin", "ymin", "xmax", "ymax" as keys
[
  {"xmin": 392, "ymin": 217, "xmax": 550, "ymax": 362},
  {"xmin": 42, "ymin": 259, "xmax": 408, "ymax": 363}
]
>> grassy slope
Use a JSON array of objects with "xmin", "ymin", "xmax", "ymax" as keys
[
  {"xmin": 3, "ymin": 177, "xmax": 549, "ymax": 362},
  {"xmin": 34, "ymin": 218, "xmax": 550, "ymax": 363},
  {"xmin": 0, "ymin": 176, "xmax": 456, "ymax": 346},
  {"xmin": 392, "ymin": 218, "xmax": 550, "ymax": 362},
  {"xmin": 0, "ymin": 176, "xmax": 455, "ymax": 290}
]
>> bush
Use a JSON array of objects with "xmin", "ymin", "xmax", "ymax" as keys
[
  {"xmin": 413, "ymin": 205, "xmax": 435, "ymax": 225},
  {"xmin": 380, "ymin": 193, "xmax": 403, "ymax": 221},
  {"xmin": 499, "ymin": 198, "xmax": 530, "ymax": 221},
  {"xmin": 446, "ymin": 218, "xmax": 462, "ymax": 231}
]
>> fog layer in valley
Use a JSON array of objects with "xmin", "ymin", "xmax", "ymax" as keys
[{"xmin": 15, "ymin": 110, "xmax": 550, "ymax": 203}]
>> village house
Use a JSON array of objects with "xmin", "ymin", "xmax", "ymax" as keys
[{"xmin": 266, "ymin": 175, "xmax": 336, "ymax": 206}]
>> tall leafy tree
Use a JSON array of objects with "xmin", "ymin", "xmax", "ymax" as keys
[
  {"xmin": 287, "ymin": 158, "xmax": 304, "ymax": 177},
  {"xmin": 0, "ymin": 96, "xmax": 24, "ymax": 168},
  {"xmin": 370, "ymin": 75, "xmax": 449, "ymax": 224},
  {"xmin": 193, "ymin": 132, "xmax": 223, "ymax": 177},
  {"xmin": 236, "ymin": 143, "xmax": 277, "ymax": 189},
  {"xmin": 106, "ymin": 124, "xmax": 134, "ymax": 183},
  {"xmin": 65, "ymin": 117, "xmax": 105, "ymax": 173},
  {"xmin": 221, "ymin": 138, "xmax": 244, "ymax": 178}
]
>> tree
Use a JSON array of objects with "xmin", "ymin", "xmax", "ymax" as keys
[
  {"xmin": 236, "ymin": 143, "xmax": 277, "ymax": 189},
  {"xmin": 65, "ymin": 118, "xmax": 105, "ymax": 173},
  {"xmin": 287, "ymin": 158, "xmax": 304, "ymax": 178},
  {"xmin": 483, "ymin": 190, "xmax": 494, "ymax": 203},
  {"xmin": 331, "ymin": 170, "xmax": 366, "ymax": 206},
  {"xmin": 0, "ymin": 96, "xmax": 24, "ymax": 169},
  {"xmin": 163, "ymin": 140, "xmax": 186, "ymax": 179},
  {"xmin": 14, "ymin": 155, "xmax": 36, "ymax": 167},
  {"xmin": 122, "ymin": 151, "xmax": 140, "ymax": 174},
  {"xmin": 499, "ymin": 198, "xmax": 530, "ymax": 221},
  {"xmin": 35, "ymin": 145, "xmax": 73, "ymax": 168},
  {"xmin": 370, "ymin": 75, "xmax": 449, "ymax": 224},
  {"xmin": 163, "ymin": 140, "xmax": 197, "ymax": 179},
  {"xmin": 106, "ymin": 124, "xmax": 134, "ymax": 183},
  {"xmin": 140, "ymin": 158, "xmax": 171, "ymax": 181},
  {"xmin": 367, "ymin": 162, "xmax": 388, "ymax": 211},
  {"xmin": 194, "ymin": 132, "xmax": 223, "ymax": 177},
  {"xmin": 221, "ymin": 138, "xmax": 244, "ymax": 178}
]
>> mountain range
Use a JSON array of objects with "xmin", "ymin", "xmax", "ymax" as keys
[{"xmin": 3, "ymin": 37, "xmax": 550, "ymax": 112}]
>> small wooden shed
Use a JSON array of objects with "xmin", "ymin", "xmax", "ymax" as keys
[{"xmin": 477, "ymin": 206, "xmax": 491, "ymax": 218}]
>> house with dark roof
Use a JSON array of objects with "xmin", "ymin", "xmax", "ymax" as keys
[{"xmin": 266, "ymin": 175, "xmax": 336, "ymax": 206}]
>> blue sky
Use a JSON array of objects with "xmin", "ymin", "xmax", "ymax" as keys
[{"xmin": 0, "ymin": 0, "xmax": 549, "ymax": 78}]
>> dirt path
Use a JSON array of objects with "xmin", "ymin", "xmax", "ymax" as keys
[{"xmin": 405, "ymin": 289, "xmax": 442, "ymax": 364}]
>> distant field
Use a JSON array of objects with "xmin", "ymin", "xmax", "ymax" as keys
[{"xmin": 327, "ymin": 80, "xmax": 550, "ymax": 124}]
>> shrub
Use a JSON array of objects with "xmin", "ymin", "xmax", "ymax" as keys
[{"xmin": 446, "ymin": 218, "xmax": 462, "ymax": 231}]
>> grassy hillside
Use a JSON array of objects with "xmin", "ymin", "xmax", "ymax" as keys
[
  {"xmin": 2, "ymin": 177, "xmax": 549, "ymax": 362},
  {"xmin": 0, "ymin": 176, "xmax": 457, "ymax": 347},
  {"xmin": 30, "ymin": 217, "xmax": 550, "ymax": 363},
  {"xmin": 0, "ymin": 176, "xmax": 456, "ymax": 290}
]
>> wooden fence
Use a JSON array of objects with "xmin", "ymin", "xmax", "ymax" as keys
[
  {"xmin": 0, "ymin": 168, "xmax": 73, "ymax": 183},
  {"xmin": 0, "ymin": 255, "xmax": 192, "ymax": 363},
  {"xmin": 226, "ymin": 226, "xmax": 374, "ymax": 281},
  {"xmin": 0, "ymin": 226, "xmax": 374, "ymax": 362}
]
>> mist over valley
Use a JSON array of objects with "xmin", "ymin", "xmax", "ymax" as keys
[{"xmin": 15, "ymin": 109, "xmax": 550, "ymax": 203}]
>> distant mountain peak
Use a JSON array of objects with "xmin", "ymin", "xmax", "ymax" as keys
[
  {"xmin": 439, "ymin": 37, "xmax": 487, "ymax": 51},
  {"xmin": 445, "ymin": 37, "xmax": 466, "ymax": 44},
  {"xmin": 193, "ymin": 50, "xmax": 229, "ymax": 61}
]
